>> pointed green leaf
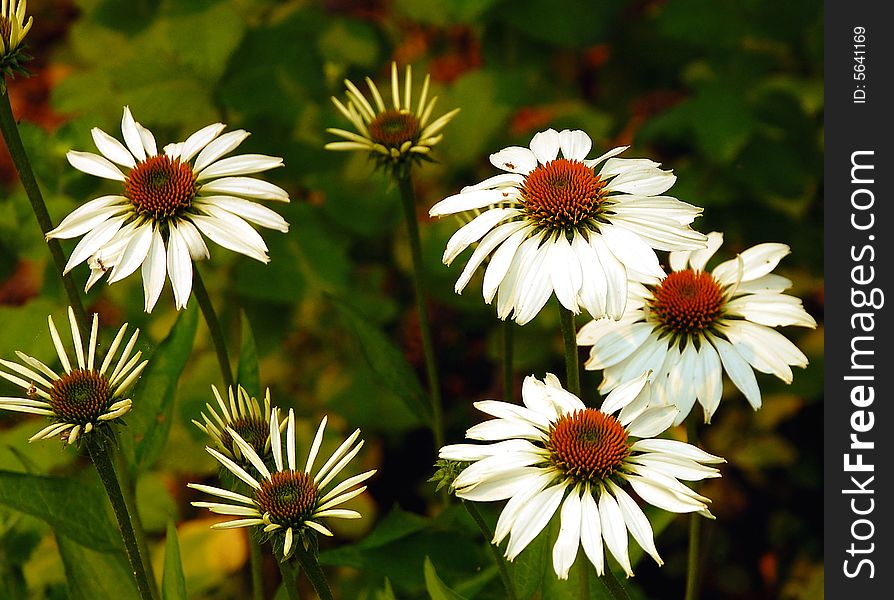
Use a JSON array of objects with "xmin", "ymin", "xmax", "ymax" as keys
[
  {"xmin": 162, "ymin": 521, "xmax": 187, "ymax": 600},
  {"xmin": 0, "ymin": 470, "xmax": 120, "ymax": 552},
  {"xmin": 424, "ymin": 556, "xmax": 468, "ymax": 600},
  {"xmin": 333, "ymin": 299, "xmax": 431, "ymax": 422},
  {"xmin": 126, "ymin": 304, "xmax": 199, "ymax": 473},
  {"xmin": 57, "ymin": 534, "xmax": 139, "ymax": 600}
]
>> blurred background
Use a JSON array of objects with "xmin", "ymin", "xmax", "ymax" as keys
[{"xmin": 0, "ymin": 0, "xmax": 823, "ymax": 598}]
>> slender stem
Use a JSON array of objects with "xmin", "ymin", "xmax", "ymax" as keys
[
  {"xmin": 87, "ymin": 438, "xmax": 155, "ymax": 600},
  {"xmin": 292, "ymin": 545, "xmax": 333, "ymax": 600},
  {"xmin": 276, "ymin": 557, "xmax": 301, "ymax": 600},
  {"xmin": 501, "ymin": 320, "xmax": 514, "ymax": 401},
  {"xmin": 192, "ymin": 268, "xmax": 234, "ymax": 389},
  {"xmin": 396, "ymin": 172, "xmax": 444, "ymax": 450},
  {"xmin": 558, "ymin": 306, "xmax": 581, "ymax": 397},
  {"xmin": 0, "ymin": 82, "xmax": 88, "ymax": 331},
  {"xmin": 248, "ymin": 535, "xmax": 264, "ymax": 600},
  {"xmin": 463, "ymin": 502, "xmax": 518, "ymax": 600},
  {"xmin": 598, "ymin": 569, "xmax": 631, "ymax": 600},
  {"xmin": 685, "ymin": 419, "xmax": 702, "ymax": 600},
  {"xmin": 115, "ymin": 448, "xmax": 160, "ymax": 599}
]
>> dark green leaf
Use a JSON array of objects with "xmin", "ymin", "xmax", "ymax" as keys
[
  {"xmin": 0, "ymin": 470, "xmax": 120, "ymax": 552},
  {"xmin": 162, "ymin": 521, "xmax": 188, "ymax": 600},
  {"xmin": 57, "ymin": 534, "xmax": 139, "ymax": 600},
  {"xmin": 424, "ymin": 556, "xmax": 468, "ymax": 600},
  {"xmin": 333, "ymin": 299, "xmax": 431, "ymax": 423},
  {"xmin": 126, "ymin": 304, "xmax": 199, "ymax": 473}
]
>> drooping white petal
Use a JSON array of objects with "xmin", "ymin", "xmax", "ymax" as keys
[
  {"xmin": 107, "ymin": 222, "xmax": 153, "ymax": 284},
  {"xmin": 589, "ymin": 233, "xmax": 627, "ymax": 319},
  {"xmin": 608, "ymin": 482, "xmax": 663, "ymax": 566},
  {"xmin": 505, "ymin": 483, "xmax": 566, "ymax": 560},
  {"xmin": 454, "ymin": 221, "xmax": 528, "ymax": 294},
  {"xmin": 141, "ymin": 227, "xmax": 166, "ymax": 313},
  {"xmin": 693, "ymin": 340, "xmax": 722, "ymax": 422},
  {"xmin": 166, "ymin": 224, "xmax": 194, "ymax": 310},
  {"xmin": 710, "ymin": 334, "xmax": 762, "ymax": 410},
  {"xmin": 579, "ymin": 488, "xmax": 605, "ymax": 575},
  {"xmin": 196, "ymin": 196, "xmax": 290, "ymax": 234},
  {"xmin": 599, "ymin": 224, "xmax": 664, "ymax": 279},
  {"xmin": 572, "ymin": 233, "xmax": 608, "ymax": 319},
  {"xmin": 62, "ymin": 215, "xmax": 127, "ymax": 273},
  {"xmin": 583, "ymin": 322, "xmax": 655, "ymax": 370},
  {"xmin": 548, "ymin": 234, "xmax": 582, "ymax": 313},
  {"xmin": 197, "ymin": 154, "xmax": 283, "ymax": 181},
  {"xmin": 189, "ymin": 214, "xmax": 269, "ymax": 263},
  {"xmin": 46, "ymin": 196, "xmax": 128, "ymax": 241},
  {"xmin": 552, "ymin": 488, "xmax": 583, "ymax": 579},
  {"xmin": 598, "ymin": 488, "xmax": 633, "ymax": 577},
  {"xmin": 482, "ymin": 228, "xmax": 531, "ymax": 303}
]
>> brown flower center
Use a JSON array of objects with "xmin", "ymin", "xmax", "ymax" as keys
[
  {"xmin": 650, "ymin": 270, "xmax": 725, "ymax": 334},
  {"xmin": 124, "ymin": 155, "xmax": 197, "ymax": 218},
  {"xmin": 546, "ymin": 409, "xmax": 629, "ymax": 483},
  {"xmin": 220, "ymin": 415, "xmax": 270, "ymax": 458},
  {"xmin": 368, "ymin": 109, "xmax": 420, "ymax": 148},
  {"xmin": 256, "ymin": 471, "xmax": 318, "ymax": 527},
  {"xmin": 49, "ymin": 369, "xmax": 112, "ymax": 425},
  {"xmin": 521, "ymin": 159, "xmax": 606, "ymax": 231}
]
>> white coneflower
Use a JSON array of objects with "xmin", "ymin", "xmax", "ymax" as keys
[
  {"xmin": 326, "ymin": 62, "xmax": 459, "ymax": 173},
  {"xmin": 189, "ymin": 408, "xmax": 376, "ymax": 559},
  {"xmin": 46, "ymin": 106, "xmax": 290, "ymax": 312},
  {"xmin": 0, "ymin": 0, "xmax": 32, "ymax": 69},
  {"xmin": 578, "ymin": 232, "xmax": 817, "ymax": 424},
  {"xmin": 429, "ymin": 128, "xmax": 706, "ymax": 325},
  {"xmin": 192, "ymin": 385, "xmax": 286, "ymax": 465},
  {"xmin": 0, "ymin": 307, "xmax": 147, "ymax": 445},
  {"xmin": 440, "ymin": 373, "xmax": 723, "ymax": 579}
]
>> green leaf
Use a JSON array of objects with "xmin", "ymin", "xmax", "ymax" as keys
[
  {"xmin": 333, "ymin": 299, "xmax": 431, "ymax": 423},
  {"xmin": 162, "ymin": 521, "xmax": 188, "ymax": 600},
  {"xmin": 424, "ymin": 556, "xmax": 468, "ymax": 600},
  {"xmin": 0, "ymin": 470, "xmax": 120, "ymax": 552},
  {"xmin": 236, "ymin": 311, "xmax": 260, "ymax": 397},
  {"xmin": 57, "ymin": 534, "xmax": 139, "ymax": 600},
  {"xmin": 126, "ymin": 305, "xmax": 199, "ymax": 473},
  {"xmin": 376, "ymin": 578, "xmax": 399, "ymax": 600}
]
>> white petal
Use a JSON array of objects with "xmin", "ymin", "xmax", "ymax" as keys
[
  {"xmin": 584, "ymin": 323, "xmax": 655, "ymax": 370},
  {"xmin": 443, "ymin": 208, "xmax": 518, "ymax": 265},
  {"xmin": 179, "ymin": 123, "xmax": 226, "ymax": 163},
  {"xmin": 175, "ymin": 219, "xmax": 210, "ymax": 260},
  {"xmin": 598, "ymin": 488, "xmax": 633, "ymax": 577},
  {"xmin": 489, "ymin": 146, "xmax": 538, "ymax": 174},
  {"xmin": 688, "ymin": 232, "xmax": 723, "ymax": 271},
  {"xmin": 121, "ymin": 107, "xmax": 146, "ymax": 162},
  {"xmin": 108, "ymin": 223, "xmax": 153, "ymax": 284},
  {"xmin": 137, "ymin": 123, "xmax": 157, "ymax": 157},
  {"xmin": 589, "ymin": 234, "xmax": 627, "ymax": 319},
  {"xmin": 64, "ymin": 215, "xmax": 128, "ymax": 273},
  {"xmin": 194, "ymin": 130, "xmax": 250, "ymax": 173},
  {"xmin": 725, "ymin": 294, "xmax": 816, "ymax": 328},
  {"xmin": 189, "ymin": 214, "xmax": 269, "ymax": 263},
  {"xmin": 599, "ymin": 371, "xmax": 650, "ymax": 414},
  {"xmin": 710, "ymin": 334, "xmax": 761, "ymax": 410},
  {"xmin": 506, "ymin": 484, "xmax": 566, "ymax": 560},
  {"xmin": 631, "ymin": 439, "xmax": 725, "ymax": 464},
  {"xmin": 454, "ymin": 221, "xmax": 528, "ymax": 294},
  {"xmin": 584, "ymin": 145, "xmax": 628, "ymax": 169},
  {"xmin": 599, "ymin": 224, "xmax": 664, "ymax": 279},
  {"xmin": 607, "ymin": 167, "xmax": 676, "ymax": 196},
  {"xmin": 167, "ymin": 224, "xmax": 194, "ymax": 310},
  {"xmin": 91, "ymin": 128, "xmax": 136, "ymax": 168},
  {"xmin": 599, "ymin": 157, "xmax": 660, "ymax": 177},
  {"xmin": 529, "ymin": 129, "xmax": 560, "ymax": 164},
  {"xmin": 693, "ymin": 340, "xmax": 722, "ymax": 422},
  {"xmin": 197, "ymin": 154, "xmax": 283, "ymax": 181},
  {"xmin": 462, "ymin": 173, "xmax": 526, "ymax": 192},
  {"xmin": 572, "ymin": 233, "xmax": 608, "ymax": 319},
  {"xmin": 558, "ymin": 130, "xmax": 592, "ymax": 161},
  {"xmin": 141, "ymin": 227, "xmax": 166, "ymax": 313},
  {"xmin": 46, "ymin": 196, "xmax": 128, "ymax": 240},
  {"xmin": 66, "ymin": 151, "xmax": 126, "ymax": 181},
  {"xmin": 429, "ymin": 189, "xmax": 514, "ymax": 217},
  {"xmin": 473, "ymin": 399, "xmax": 552, "ymax": 429},
  {"xmin": 713, "ymin": 243, "xmax": 790, "ymax": 286},
  {"xmin": 512, "ymin": 240, "xmax": 553, "ymax": 325},
  {"xmin": 552, "ymin": 489, "xmax": 582, "ymax": 579},
  {"xmin": 548, "ymin": 235, "xmax": 582, "ymax": 313},
  {"xmin": 608, "ymin": 482, "xmax": 663, "ymax": 566},
  {"xmin": 579, "ymin": 489, "xmax": 605, "ymax": 575},
  {"xmin": 669, "ymin": 341, "xmax": 699, "ymax": 424},
  {"xmin": 455, "ymin": 467, "xmax": 543, "ymax": 502},
  {"xmin": 482, "ymin": 228, "xmax": 530, "ymax": 303},
  {"xmin": 199, "ymin": 177, "xmax": 289, "ymax": 202},
  {"xmin": 735, "ymin": 274, "xmax": 793, "ymax": 294},
  {"xmin": 196, "ymin": 196, "xmax": 289, "ymax": 233},
  {"xmin": 625, "ymin": 406, "xmax": 677, "ymax": 438}
]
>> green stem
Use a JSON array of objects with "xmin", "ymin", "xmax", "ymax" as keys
[
  {"xmin": 501, "ymin": 320, "xmax": 514, "ymax": 401},
  {"xmin": 0, "ymin": 81, "xmax": 88, "ymax": 331},
  {"xmin": 249, "ymin": 535, "xmax": 264, "ymax": 600},
  {"xmin": 192, "ymin": 268, "xmax": 234, "ymax": 389},
  {"xmin": 558, "ymin": 306, "xmax": 581, "ymax": 397},
  {"xmin": 463, "ymin": 502, "xmax": 518, "ymax": 600},
  {"xmin": 87, "ymin": 438, "xmax": 155, "ymax": 600},
  {"xmin": 396, "ymin": 172, "xmax": 444, "ymax": 450},
  {"xmin": 292, "ymin": 545, "xmax": 333, "ymax": 600},
  {"xmin": 276, "ymin": 557, "xmax": 301, "ymax": 600},
  {"xmin": 685, "ymin": 419, "xmax": 702, "ymax": 600}
]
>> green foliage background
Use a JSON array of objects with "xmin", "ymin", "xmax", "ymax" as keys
[{"xmin": 0, "ymin": 0, "xmax": 823, "ymax": 598}]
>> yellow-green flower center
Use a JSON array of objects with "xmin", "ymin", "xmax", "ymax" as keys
[{"xmin": 368, "ymin": 109, "xmax": 420, "ymax": 149}]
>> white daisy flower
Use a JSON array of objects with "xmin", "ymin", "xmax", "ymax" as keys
[
  {"xmin": 0, "ymin": 0, "xmax": 32, "ymax": 63},
  {"xmin": 326, "ymin": 62, "xmax": 459, "ymax": 173},
  {"xmin": 429, "ymin": 128, "xmax": 707, "ymax": 325},
  {"xmin": 578, "ymin": 232, "xmax": 817, "ymax": 424},
  {"xmin": 192, "ymin": 385, "xmax": 286, "ymax": 465},
  {"xmin": 0, "ymin": 307, "xmax": 147, "ymax": 445},
  {"xmin": 46, "ymin": 106, "xmax": 290, "ymax": 312},
  {"xmin": 440, "ymin": 373, "xmax": 722, "ymax": 579},
  {"xmin": 189, "ymin": 408, "xmax": 376, "ymax": 559}
]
